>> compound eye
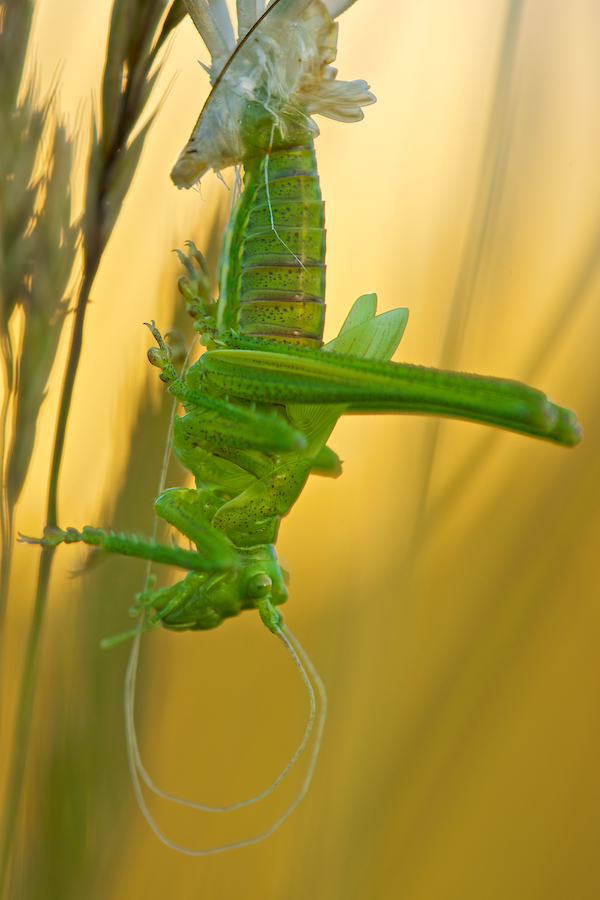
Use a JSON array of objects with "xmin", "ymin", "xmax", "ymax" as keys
[{"xmin": 246, "ymin": 573, "xmax": 272, "ymax": 600}]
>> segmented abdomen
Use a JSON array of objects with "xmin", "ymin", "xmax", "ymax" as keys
[{"xmin": 224, "ymin": 144, "xmax": 326, "ymax": 349}]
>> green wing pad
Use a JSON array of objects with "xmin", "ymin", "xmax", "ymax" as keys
[
  {"xmin": 286, "ymin": 299, "xmax": 410, "ymax": 460},
  {"xmin": 337, "ymin": 292, "xmax": 378, "ymax": 334},
  {"xmin": 324, "ymin": 308, "xmax": 408, "ymax": 361}
]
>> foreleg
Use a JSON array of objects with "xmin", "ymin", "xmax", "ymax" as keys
[{"xmin": 132, "ymin": 571, "xmax": 224, "ymax": 630}]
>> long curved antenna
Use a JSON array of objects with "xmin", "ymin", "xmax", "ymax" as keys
[
  {"xmin": 126, "ymin": 623, "xmax": 317, "ymax": 810},
  {"xmin": 124, "ymin": 619, "xmax": 327, "ymax": 856}
]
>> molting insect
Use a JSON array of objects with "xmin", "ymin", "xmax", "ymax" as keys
[{"xmin": 22, "ymin": 0, "xmax": 582, "ymax": 855}]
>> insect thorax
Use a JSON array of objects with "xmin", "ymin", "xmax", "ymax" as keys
[{"xmin": 222, "ymin": 143, "xmax": 326, "ymax": 349}]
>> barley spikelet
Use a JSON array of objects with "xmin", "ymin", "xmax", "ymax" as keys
[
  {"xmin": 0, "ymin": 0, "xmax": 78, "ymax": 625},
  {"xmin": 0, "ymin": 2, "xmax": 191, "ymax": 894}
]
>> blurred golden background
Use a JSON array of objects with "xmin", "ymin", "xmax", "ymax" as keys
[{"xmin": 2, "ymin": 0, "xmax": 600, "ymax": 897}]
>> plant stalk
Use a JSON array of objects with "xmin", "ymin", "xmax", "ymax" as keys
[
  {"xmin": 0, "ymin": 1, "xmax": 185, "ymax": 888},
  {"xmin": 0, "ymin": 260, "xmax": 99, "ymax": 898},
  {"xmin": 0, "ymin": 333, "xmax": 15, "ymax": 640},
  {"xmin": 0, "ymin": 546, "xmax": 53, "ymax": 898}
]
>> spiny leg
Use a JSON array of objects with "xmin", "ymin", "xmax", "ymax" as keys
[
  {"xmin": 18, "ymin": 526, "xmax": 239, "ymax": 572},
  {"xmin": 200, "ymin": 338, "xmax": 582, "ymax": 447}
]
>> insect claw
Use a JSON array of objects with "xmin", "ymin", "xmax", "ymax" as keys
[
  {"xmin": 173, "ymin": 248, "xmax": 196, "ymax": 277},
  {"xmin": 129, "ymin": 602, "xmax": 142, "ymax": 616},
  {"xmin": 17, "ymin": 532, "xmax": 44, "ymax": 546}
]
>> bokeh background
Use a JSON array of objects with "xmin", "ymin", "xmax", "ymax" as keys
[{"xmin": 2, "ymin": 0, "xmax": 600, "ymax": 897}]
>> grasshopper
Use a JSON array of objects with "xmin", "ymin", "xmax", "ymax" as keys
[{"xmin": 22, "ymin": 0, "xmax": 582, "ymax": 853}]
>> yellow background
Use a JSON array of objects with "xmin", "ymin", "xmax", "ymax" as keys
[{"xmin": 3, "ymin": 0, "xmax": 600, "ymax": 897}]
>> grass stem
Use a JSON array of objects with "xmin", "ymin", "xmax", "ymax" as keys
[
  {"xmin": 0, "ymin": 3, "xmax": 185, "ymax": 892},
  {"xmin": 0, "ymin": 546, "xmax": 53, "ymax": 897}
]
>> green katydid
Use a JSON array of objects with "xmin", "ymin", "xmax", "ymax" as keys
[{"xmin": 21, "ymin": 0, "xmax": 581, "ymax": 854}]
